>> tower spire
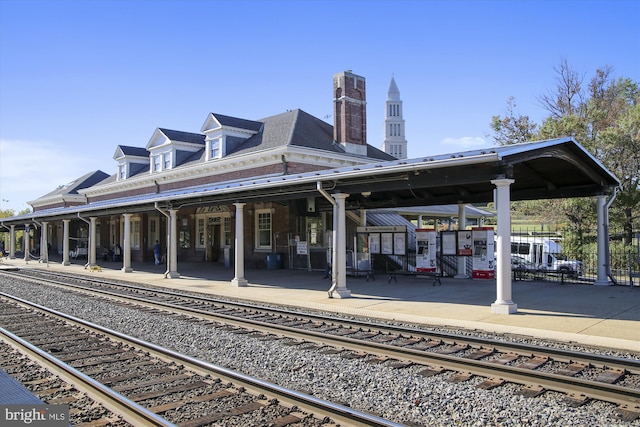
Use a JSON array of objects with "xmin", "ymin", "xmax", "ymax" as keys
[{"xmin": 382, "ymin": 75, "xmax": 407, "ymax": 159}]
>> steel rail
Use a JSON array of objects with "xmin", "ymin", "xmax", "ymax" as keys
[
  {"xmin": 0, "ymin": 292, "xmax": 405, "ymax": 427},
  {"xmin": 5, "ymin": 273, "xmax": 640, "ymax": 412},
  {"xmin": 0, "ymin": 327, "xmax": 176, "ymax": 427},
  {"xmin": 41, "ymin": 288, "xmax": 640, "ymax": 410},
  {"xmin": 8, "ymin": 269, "xmax": 639, "ymax": 373}
]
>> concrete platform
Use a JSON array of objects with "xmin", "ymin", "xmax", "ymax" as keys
[
  {"xmin": 1, "ymin": 257, "xmax": 639, "ymax": 353},
  {"xmin": 0, "ymin": 369, "xmax": 43, "ymax": 404}
]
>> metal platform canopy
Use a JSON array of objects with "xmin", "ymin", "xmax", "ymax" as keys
[{"xmin": 1, "ymin": 138, "xmax": 621, "ymax": 312}]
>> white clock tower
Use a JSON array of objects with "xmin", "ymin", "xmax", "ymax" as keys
[{"xmin": 382, "ymin": 76, "xmax": 407, "ymax": 159}]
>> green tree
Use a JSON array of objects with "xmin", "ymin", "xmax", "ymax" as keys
[
  {"xmin": 490, "ymin": 60, "xmax": 640, "ymax": 244},
  {"xmin": 490, "ymin": 97, "xmax": 537, "ymax": 146}
]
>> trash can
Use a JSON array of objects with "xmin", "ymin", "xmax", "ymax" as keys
[
  {"xmin": 223, "ymin": 248, "xmax": 233, "ymax": 268},
  {"xmin": 266, "ymin": 252, "xmax": 283, "ymax": 270}
]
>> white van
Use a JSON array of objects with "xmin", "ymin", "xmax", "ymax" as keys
[{"xmin": 510, "ymin": 236, "xmax": 584, "ymax": 277}]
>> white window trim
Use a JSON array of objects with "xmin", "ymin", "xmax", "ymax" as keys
[
  {"xmin": 194, "ymin": 214, "xmax": 232, "ymax": 249},
  {"xmin": 254, "ymin": 209, "xmax": 272, "ymax": 251}
]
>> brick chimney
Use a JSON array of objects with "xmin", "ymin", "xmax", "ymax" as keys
[{"xmin": 333, "ymin": 70, "xmax": 367, "ymax": 156}]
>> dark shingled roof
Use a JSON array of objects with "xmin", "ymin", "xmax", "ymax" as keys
[
  {"xmin": 118, "ymin": 146, "xmax": 149, "ymax": 157},
  {"xmin": 35, "ymin": 170, "xmax": 110, "ymax": 199},
  {"xmin": 225, "ymin": 109, "xmax": 395, "ymax": 161},
  {"xmin": 158, "ymin": 128, "xmax": 205, "ymax": 145},
  {"xmin": 210, "ymin": 113, "xmax": 263, "ymax": 132}
]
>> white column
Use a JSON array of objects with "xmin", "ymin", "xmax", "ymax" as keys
[
  {"xmin": 167, "ymin": 209, "xmax": 180, "ymax": 278},
  {"xmin": 455, "ymin": 204, "xmax": 468, "ymax": 278},
  {"xmin": 329, "ymin": 201, "xmax": 338, "ymax": 292},
  {"xmin": 41, "ymin": 222, "xmax": 49, "ymax": 264},
  {"xmin": 595, "ymin": 195, "xmax": 609, "ymax": 286},
  {"xmin": 231, "ymin": 203, "xmax": 247, "ymax": 286},
  {"xmin": 23, "ymin": 224, "xmax": 30, "ymax": 263},
  {"xmin": 9, "ymin": 225, "xmax": 16, "ymax": 259},
  {"xmin": 329, "ymin": 193, "xmax": 351, "ymax": 298},
  {"xmin": 491, "ymin": 179, "xmax": 517, "ymax": 314},
  {"xmin": 62, "ymin": 220, "xmax": 70, "ymax": 265},
  {"xmin": 89, "ymin": 217, "xmax": 97, "ymax": 266},
  {"xmin": 122, "ymin": 213, "xmax": 133, "ymax": 273}
]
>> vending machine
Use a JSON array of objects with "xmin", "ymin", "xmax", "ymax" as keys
[{"xmin": 471, "ymin": 227, "xmax": 495, "ymax": 279}]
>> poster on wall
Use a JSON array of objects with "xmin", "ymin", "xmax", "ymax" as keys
[
  {"xmin": 471, "ymin": 227, "xmax": 495, "ymax": 279},
  {"xmin": 394, "ymin": 233, "xmax": 406, "ymax": 255},
  {"xmin": 368, "ymin": 233, "xmax": 380, "ymax": 254},
  {"xmin": 416, "ymin": 229, "xmax": 437, "ymax": 272},
  {"xmin": 441, "ymin": 231, "xmax": 457, "ymax": 256},
  {"xmin": 381, "ymin": 233, "xmax": 393, "ymax": 254},
  {"xmin": 457, "ymin": 230, "xmax": 473, "ymax": 256}
]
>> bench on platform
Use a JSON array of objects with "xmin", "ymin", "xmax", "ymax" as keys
[{"xmin": 387, "ymin": 266, "xmax": 441, "ymax": 286}]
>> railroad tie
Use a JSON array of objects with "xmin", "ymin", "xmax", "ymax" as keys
[
  {"xmin": 519, "ymin": 356, "xmax": 549, "ymax": 370},
  {"xmin": 179, "ymin": 400, "xmax": 266, "ymax": 427},
  {"xmin": 417, "ymin": 366, "xmax": 446, "ymax": 377},
  {"xmin": 596, "ymin": 368, "xmax": 625, "ymax": 384},
  {"xmin": 556, "ymin": 362, "xmax": 587, "ymax": 377},
  {"xmin": 517, "ymin": 384, "xmax": 546, "ymax": 398},
  {"xmin": 617, "ymin": 404, "xmax": 640, "ymax": 422},
  {"xmin": 148, "ymin": 389, "xmax": 236, "ymax": 413}
]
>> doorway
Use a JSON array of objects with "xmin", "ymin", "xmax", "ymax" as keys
[{"xmin": 208, "ymin": 224, "xmax": 221, "ymax": 262}]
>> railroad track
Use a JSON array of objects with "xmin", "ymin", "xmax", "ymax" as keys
[
  {"xmin": 0, "ymin": 292, "xmax": 403, "ymax": 427},
  {"xmin": 3, "ymin": 268, "xmax": 640, "ymax": 423}
]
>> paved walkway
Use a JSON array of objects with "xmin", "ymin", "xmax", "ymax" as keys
[{"xmin": 2, "ymin": 258, "xmax": 639, "ymax": 353}]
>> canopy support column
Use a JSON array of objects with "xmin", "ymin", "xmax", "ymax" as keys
[
  {"xmin": 89, "ymin": 217, "xmax": 97, "ymax": 267},
  {"xmin": 328, "ymin": 193, "xmax": 351, "ymax": 298},
  {"xmin": 41, "ymin": 221, "xmax": 49, "ymax": 265},
  {"xmin": 491, "ymin": 178, "xmax": 517, "ymax": 314},
  {"xmin": 23, "ymin": 224, "xmax": 30, "ymax": 263},
  {"xmin": 455, "ymin": 204, "xmax": 468, "ymax": 279},
  {"xmin": 9, "ymin": 225, "xmax": 16, "ymax": 259},
  {"xmin": 122, "ymin": 213, "xmax": 133, "ymax": 273},
  {"xmin": 62, "ymin": 220, "xmax": 70, "ymax": 265},
  {"xmin": 165, "ymin": 209, "xmax": 180, "ymax": 278},
  {"xmin": 595, "ymin": 195, "xmax": 610, "ymax": 286},
  {"xmin": 231, "ymin": 202, "xmax": 247, "ymax": 287}
]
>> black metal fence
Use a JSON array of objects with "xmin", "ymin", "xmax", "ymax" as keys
[
  {"xmin": 509, "ymin": 227, "xmax": 640, "ymax": 286},
  {"xmin": 357, "ymin": 228, "xmax": 640, "ymax": 286}
]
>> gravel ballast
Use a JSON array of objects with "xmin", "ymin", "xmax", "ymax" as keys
[{"xmin": 1, "ymin": 277, "xmax": 638, "ymax": 427}]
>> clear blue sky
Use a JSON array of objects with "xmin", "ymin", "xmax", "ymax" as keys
[{"xmin": 1, "ymin": 0, "xmax": 638, "ymax": 213}]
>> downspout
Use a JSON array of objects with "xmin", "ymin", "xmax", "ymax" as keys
[
  {"xmin": 605, "ymin": 186, "xmax": 620, "ymax": 284},
  {"xmin": 77, "ymin": 213, "xmax": 91, "ymax": 268},
  {"xmin": 317, "ymin": 181, "xmax": 336, "ymax": 207},
  {"xmin": 318, "ymin": 181, "xmax": 338, "ymax": 293},
  {"xmin": 154, "ymin": 202, "xmax": 171, "ymax": 278}
]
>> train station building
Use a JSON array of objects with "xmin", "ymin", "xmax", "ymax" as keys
[{"xmin": 0, "ymin": 71, "xmax": 620, "ymax": 314}]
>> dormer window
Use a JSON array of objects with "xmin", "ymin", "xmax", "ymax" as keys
[
  {"xmin": 210, "ymin": 138, "xmax": 221, "ymax": 159},
  {"xmin": 114, "ymin": 145, "xmax": 150, "ymax": 181},
  {"xmin": 145, "ymin": 128, "xmax": 205, "ymax": 174},
  {"xmin": 201, "ymin": 113, "xmax": 261, "ymax": 162}
]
